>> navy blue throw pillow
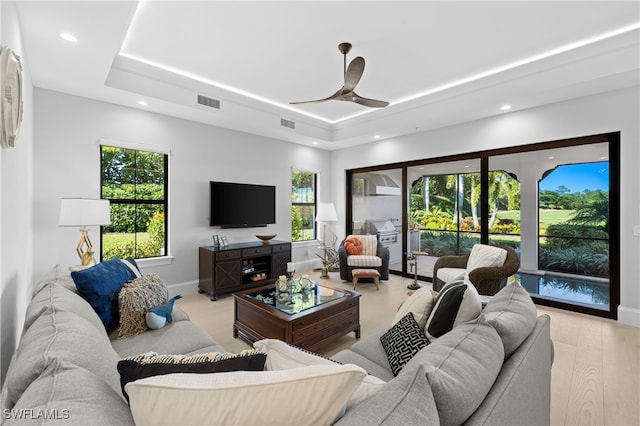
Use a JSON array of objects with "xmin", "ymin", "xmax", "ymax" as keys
[{"xmin": 71, "ymin": 257, "xmax": 139, "ymax": 327}]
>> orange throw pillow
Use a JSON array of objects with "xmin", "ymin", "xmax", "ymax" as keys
[{"xmin": 344, "ymin": 236, "xmax": 363, "ymax": 255}]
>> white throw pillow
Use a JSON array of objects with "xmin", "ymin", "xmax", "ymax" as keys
[
  {"xmin": 424, "ymin": 280, "xmax": 482, "ymax": 340},
  {"xmin": 358, "ymin": 235, "xmax": 378, "ymax": 256},
  {"xmin": 253, "ymin": 339, "xmax": 386, "ymax": 410},
  {"xmin": 392, "ymin": 286, "xmax": 435, "ymax": 329},
  {"xmin": 126, "ymin": 364, "xmax": 366, "ymax": 426},
  {"xmin": 436, "ymin": 267, "xmax": 466, "ymax": 284},
  {"xmin": 465, "ymin": 244, "xmax": 508, "ymax": 274}
]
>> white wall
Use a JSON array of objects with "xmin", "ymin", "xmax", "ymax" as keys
[
  {"xmin": 32, "ymin": 88, "xmax": 331, "ymax": 292},
  {"xmin": 0, "ymin": 2, "xmax": 34, "ymax": 383},
  {"xmin": 331, "ymin": 88, "xmax": 640, "ymax": 327}
]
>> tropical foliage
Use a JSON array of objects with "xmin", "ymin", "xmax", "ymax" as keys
[
  {"xmin": 410, "ymin": 166, "xmax": 609, "ymax": 278},
  {"xmin": 291, "ymin": 170, "xmax": 315, "ymax": 242},
  {"xmin": 103, "ymin": 212, "xmax": 165, "ymax": 259},
  {"xmin": 101, "ymin": 145, "xmax": 166, "ymax": 259}
]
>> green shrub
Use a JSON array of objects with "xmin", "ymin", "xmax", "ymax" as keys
[
  {"xmin": 419, "ymin": 231, "xmax": 478, "ymax": 256},
  {"xmin": 291, "ymin": 206, "xmax": 302, "ymax": 241},
  {"xmin": 102, "ymin": 183, "xmax": 164, "ymax": 233},
  {"xmin": 539, "ymin": 245, "xmax": 609, "ymax": 277},
  {"xmin": 489, "ymin": 218, "xmax": 520, "ymax": 234},
  {"xmin": 103, "ymin": 212, "xmax": 165, "ymax": 259},
  {"xmin": 544, "ymin": 224, "xmax": 608, "ymax": 250}
]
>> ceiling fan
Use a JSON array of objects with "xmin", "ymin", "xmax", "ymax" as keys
[{"xmin": 290, "ymin": 42, "xmax": 389, "ymax": 108}]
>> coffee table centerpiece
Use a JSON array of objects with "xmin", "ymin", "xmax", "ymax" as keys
[
  {"xmin": 248, "ymin": 278, "xmax": 338, "ymax": 315},
  {"xmin": 233, "ymin": 280, "xmax": 360, "ymax": 351}
]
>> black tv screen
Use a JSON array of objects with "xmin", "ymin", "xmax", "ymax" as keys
[{"xmin": 209, "ymin": 181, "xmax": 276, "ymax": 228}]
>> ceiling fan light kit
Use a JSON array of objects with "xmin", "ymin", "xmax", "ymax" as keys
[{"xmin": 291, "ymin": 42, "xmax": 389, "ymax": 109}]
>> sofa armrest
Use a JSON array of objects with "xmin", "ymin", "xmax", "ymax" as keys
[
  {"xmin": 376, "ymin": 242, "xmax": 390, "ymax": 280},
  {"xmin": 338, "ymin": 243, "xmax": 349, "ymax": 280},
  {"xmin": 172, "ymin": 305, "xmax": 190, "ymax": 322}
]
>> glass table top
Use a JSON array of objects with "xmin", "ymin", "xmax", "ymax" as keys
[{"xmin": 245, "ymin": 279, "xmax": 346, "ymax": 315}]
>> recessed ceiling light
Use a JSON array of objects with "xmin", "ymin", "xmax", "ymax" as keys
[
  {"xmin": 548, "ymin": 156, "xmax": 555, "ymax": 160},
  {"xmin": 500, "ymin": 104, "xmax": 512, "ymax": 111},
  {"xmin": 137, "ymin": 100, "xmax": 148, "ymax": 106},
  {"xmin": 373, "ymin": 135, "xmax": 380, "ymax": 139},
  {"xmin": 60, "ymin": 33, "xmax": 77, "ymax": 43},
  {"xmin": 312, "ymin": 141, "xmax": 318, "ymax": 145}
]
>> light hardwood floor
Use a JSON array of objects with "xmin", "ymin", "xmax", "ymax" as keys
[{"xmin": 176, "ymin": 271, "xmax": 639, "ymax": 426}]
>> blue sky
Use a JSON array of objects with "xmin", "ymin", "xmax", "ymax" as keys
[{"xmin": 539, "ymin": 162, "xmax": 609, "ymax": 193}]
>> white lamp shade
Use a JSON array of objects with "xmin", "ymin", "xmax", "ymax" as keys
[
  {"xmin": 315, "ymin": 203, "xmax": 337, "ymax": 222},
  {"xmin": 59, "ymin": 198, "xmax": 111, "ymax": 227}
]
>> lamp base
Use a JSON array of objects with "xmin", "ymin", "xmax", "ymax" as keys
[
  {"xmin": 77, "ymin": 227, "xmax": 97, "ymax": 266},
  {"xmin": 320, "ymin": 264, "xmax": 330, "ymax": 279},
  {"xmin": 319, "ymin": 245, "xmax": 330, "ymax": 279}
]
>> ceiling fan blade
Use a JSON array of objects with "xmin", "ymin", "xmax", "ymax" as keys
[
  {"xmin": 343, "ymin": 56, "xmax": 365, "ymax": 93},
  {"xmin": 351, "ymin": 92, "xmax": 389, "ymax": 108},
  {"xmin": 290, "ymin": 88, "xmax": 343, "ymax": 105}
]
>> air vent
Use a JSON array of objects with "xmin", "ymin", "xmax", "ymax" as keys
[
  {"xmin": 280, "ymin": 118, "xmax": 295, "ymax": 129},
  {"xmin": 197, "ymin": 94, "xmax": 220, "ymax": 109}
]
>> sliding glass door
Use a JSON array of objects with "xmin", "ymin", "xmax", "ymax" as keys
[
  {"xmin": 406, "ymin": 159, "xmax": 481, "ymax": 278},
  {"xmin": 351, "ymin": 169, "xmax": 403, "ymax": 273},
  {"xmin": 346, "ymin": 133, "xmax": 619, "ymax": 319}
]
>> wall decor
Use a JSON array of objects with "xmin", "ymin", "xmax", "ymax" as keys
[{"xmin": 0, "ymin": 46, "xmax": 23, "ymax": 149}]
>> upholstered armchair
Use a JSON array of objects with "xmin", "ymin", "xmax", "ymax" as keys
[
  {"xmin": 338, "ymin": 235, "xmax": 390, "ymax": 281},
  {"xmin": 432, "ymin": 244, "xmax": 520, "ymax": 295}
]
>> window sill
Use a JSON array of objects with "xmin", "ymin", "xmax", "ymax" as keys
[
  {"xmin": 134, "ymin": 256, "xmax": 174, "ymax": 268},
  {"xmin": 292, "ymin": 240, "xmax": 321, "ymax": 248}
]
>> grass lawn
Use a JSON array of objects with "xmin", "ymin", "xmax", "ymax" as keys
[
  {"xmin": 498, "ymin": 209, "xmax": 575, "ymax": 227},
  {"xmin": 103, "ymin": 232, "xmax": 150, "ymax": 246}
]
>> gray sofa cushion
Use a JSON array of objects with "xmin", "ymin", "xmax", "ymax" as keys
[
  {"xmin": 3, "ymin": 310, "xmax": 123, "ymax": 409},
  {"xmin": 110, "ymin": 320, "xmax": 221, "ymax": 358},
  {"xmin": 343, "ymin": 329, "xmax": 393, "ymax": 374},
  {"xmin": 335, "ymin": 363, "xmax": 440, "ymax": 426},
  {"xmin": 331, "ymin": 350, "xmax": 395, "ymax": 382},
  {"xmin": 23, "ymin": 281, "xmax": 107, "ymax": 337},
  {"xmin": 464, "ymin": 315, "xmax": 552, "ymax": 426},
  {"xmin": 405, "ymin": 315, "xmax": 504, "ymax": 425},
  {"xmin": 31, "ymin": 264, "xmax": 78, "ymax": 296},
  {"xmin": 6, "ymin": 360, "xmax": 133, "ymax": 426},
  {"xmin": 483, "ymin": 281, "xmax": 537, "ymax": 358}
]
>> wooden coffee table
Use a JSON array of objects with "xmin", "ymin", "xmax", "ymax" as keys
[{"xmin": 233, "ymin": 281, "xmax": 360, "ymax": 352}]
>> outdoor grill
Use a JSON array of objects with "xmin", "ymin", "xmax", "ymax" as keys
[{"xmin": 362, "ymin": 219, "xmax": 399, "ymax": 245}]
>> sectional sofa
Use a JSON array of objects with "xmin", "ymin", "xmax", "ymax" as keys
[{"xmin": 1, "ymin": 264, "xmax": 553, "ymax": 425}]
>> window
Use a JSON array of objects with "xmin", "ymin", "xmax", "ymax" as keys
[
  {"xmin": 291, "ymin": 170, "xmax": 316, "ymax": 242},
  {"xmin": 100, "ymin": 145, "xmax": 168, "ymax": 260}
]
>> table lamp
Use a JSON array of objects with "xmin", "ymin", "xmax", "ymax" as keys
[
  {"xmin": 59, "ymin": 198, "xmax": 111, "ymax": 266},
  {"xmin": 315, "ymin": 202, "xmax": 337, "ymax": 279}
]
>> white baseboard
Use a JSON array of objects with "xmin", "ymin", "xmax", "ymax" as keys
[
  {"xmin": 166, "ymin": 280, "xmax": 199, "ymax": 298},
  {"xmin": 618, "ymin": 306, "xmax": 640, "ymax": 328},
  {"xmin": 292, "ymin": 258, "xmax": 322, "ymax": 273}
]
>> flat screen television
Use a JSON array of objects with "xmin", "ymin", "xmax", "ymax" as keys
[{"xmin": 209, "ymin": 181, "xmax": 276, "ymax": 228}]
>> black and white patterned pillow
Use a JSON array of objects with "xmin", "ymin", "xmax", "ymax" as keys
[{"xmin": 380, "ymin": 312, "xmax": 430, "ymax": 376}]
